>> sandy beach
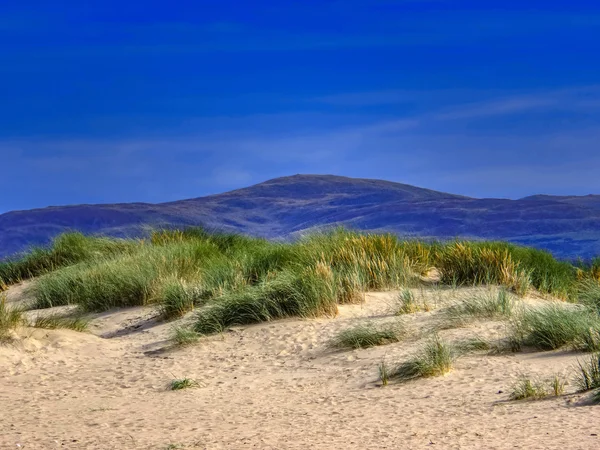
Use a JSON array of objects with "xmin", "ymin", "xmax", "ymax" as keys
[{"xmin": 2, "ymin": 284, "xmax": 600, "ymax": 450}]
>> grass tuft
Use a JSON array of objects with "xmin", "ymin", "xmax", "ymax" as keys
[
  {"xmin": 394, "ymin": 288, "xmax": 430, "ymax": 315},
  {"xmin": 391, "ymin": 334, "xmax": 454, "ymax": 382},
  {"xmin": 330, "ymin": 322, "xmax": 403, "ymax": 350},
  {"xmin": 33, "ymin": 314, "xmax": 89, "ymax": 332},
  {"xmin": 578, "ymin": 279, "xmax": 600, "ymax": 314},
  {"xmin": 442, "ymin": 289, "xmax": 514, "ymax": 327},
  {"xmin": 0, "ymin": 233, "xmax": 137, "ymax": 288},
  {"xmin": 193, "ymin": 268, "xmax": 337, "ymax": 335},
  {"xmin": 169, "ymin": 378, "xmax": 201, "ymax": 391},
  {"xmin": 172, "ymin": 326, "xmax": 201, "ymax": 346},
  {"xmin": 511, "ymin": 304, "xmax": 600, "ymax": 351},
  {"xmin": 378, "ymin": 358, "xmax": 390, "ymax": 386},
  {"xmin": 159, "ymin": 279, "xmax": 195, "ymax": 320},
  {"xmin": 0, "ymin": 294, "xmax": 24, "ymax": 340},
  {"xmin": 574, "ymin": 354, "xmax": 600, "ymax": 392},
  {"xmin": 509, "ymin": 376, "xmax": 548, "ymax": 400},
  {"xmin": 550, "ymin": 373, "xmax": 567, "ymax": 396}
]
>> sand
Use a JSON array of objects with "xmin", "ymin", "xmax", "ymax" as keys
[{"xmin": 2, "ymin": 285, "xmax": 600, "ymax": 449}]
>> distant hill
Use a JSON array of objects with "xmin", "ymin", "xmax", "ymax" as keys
[{"xmin": 2, "ymin": 174, "xmax": 600, "ymax": 259}]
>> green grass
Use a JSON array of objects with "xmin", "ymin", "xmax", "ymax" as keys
[
  {"xmin": 550, "ymin": 374, "xmax": 567, "ymax": 396},
  {"xmin": 391, "ymin": 335, "xmax": 454, "ymax": 382},
  {"xmin": 578, "ymin": 279, "xmax": 600, "ymax": 314},
  {"xmin": 511, "ymin": 303, "xmax": 600, "ymax": 351},
  {"xmin": 431, "ymin": 241, "xmax": 577, "ymax": 298},
  {"xmin": 330, "ymin": 321, "xmax": 404, "ymax": 349},
  {"xmin": 443, "ymin": 289, "xmax": 515, "ymax": 327},
  {"xmin": 394, "ymin": 288, "xmax": 431, "ymax": 315},
  {"xmin": 159, "ymin": 279, "xmax": 196, "ymax": 320},
  {"xmin": 169, "ymin": 378, "xmax": 201, "ymax": 391},
  {"xmin": 172, "ymin": 326, "xmax": 201, "ymax": 346},
  {"xmin": 509, "ymin": 376, "xmax": 548, "ymax": 400},
  {"xmin": 0, "ymin": 294, "xmax": 23, "ymax": 340},
  {"xmin": 378, "ymin": 358, "xmax": 391, "ymax": 386},
  {"xmin": 33, "ymin": 314, "xmax": 89, "ymax": 332},
  {"xmin": 574, "ymin": 354, "xmax": 600, "ymax": 392},
  {"xmin": 193, "ymin": 267, "xmax": 337, "ymax": 334},
  {"xmin": 2, "ymin": 227, "xmax": 598, "ymax": 334}
]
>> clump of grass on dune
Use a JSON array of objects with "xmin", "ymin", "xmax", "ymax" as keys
[
  {"xmin": 578, "ymin": 279, "xmax": 600, "ymax": 313},
  {"xmin": 298, "ymin": 229, "xmax": 421, "ymax": 302},
  {"xmin": 32, "ymin": 239, "xmax": 219, "ymax": 311},
  {"xmin": 442, "ymin": 289, "xmax": 515, "ymax": 327},
  {"xmin": 330, "ymin": 321, "xmax": 404, "ymax": 350},
  {"xmin": 573, "ymin": 354, "xmax": 600, "ymax": 392},
  {"xmin": 550, "ymin": 373, "xmax": 567, "ymax": 396},
  {"xmin": 432, "ymin": 241, "xmax": 576, "ymax": 299},
  {"xmin": 509, "ymin": 373, "xmax": 567, "ymax": 400},
  {"xmin": 390, "ymin": 334, "xmax": 454, "ymax": 382},
  {"xmin": 33, "ymin": 256, "xmax": 158, "ymax": 310},
  {"xmin": 193, "ymin": 266, "xmax": 337, "ymax": 335},
  {"xmin": 0, "ymin": 294, "xmax": 24, "ymax": 340},
  {"xmin": 169, "ymin": 377, "xmax": 201, "ymax": 391},
  {"xmin": 171, "ymin": 326, "xmax": 201, "ymax": 346},
  {"xmin": 159, "ymin": 279, "xmax": 195, "ymax": 320},
  {"xmin": 394, "ymin": 288, "xmax": 431, "ymax": 315},
  {"xmin": 433, "ymin": 242, "xmax": 532, "ymax": 295},
  {"xmin": 509, "ymin": 375, "xmax": 548, "ymax": 400},
  {"xmin": 33, "ymin": 314, "xmax": 89, "ymax": 332},
  {"xmin": 510, "ymin": 303, "xmax": 600, "ymax": 352}
]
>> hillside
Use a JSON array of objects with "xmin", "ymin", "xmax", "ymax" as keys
[{"xmin": 2, "ymin": 174, "xmax": 600, "ymax": 259}]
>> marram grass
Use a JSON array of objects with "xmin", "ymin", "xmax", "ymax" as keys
[
  {"xmin": 510, "ymin": 303, "xmax": 600, "ymax": 351},
  {"xmin": 330, "ymin": 321, "xmax": 404, "ymax": 349},
  {"xmin": 390, "ymin": 335, "xmax": 454, "ymax": 382},
  {"xmin": 0, "ymin": 227, "xmax": 597, "ymax": 334},
  {"xmin": 0, "ymin": 294, "xmax": 24, "ymax": 340}
]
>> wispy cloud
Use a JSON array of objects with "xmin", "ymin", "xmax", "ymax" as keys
[{"xmin": 434, "ymin": 86, "xmax": 600, "ymax": 120}]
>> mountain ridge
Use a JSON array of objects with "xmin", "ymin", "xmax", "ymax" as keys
[{"xmin": 2, "ymin": 174, "xmax": 599, "ymax": 259}]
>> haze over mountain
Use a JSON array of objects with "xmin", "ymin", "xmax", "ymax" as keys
[{"xmin": 1, "ymin": 174, "xmax": 599, "ymax": 260}]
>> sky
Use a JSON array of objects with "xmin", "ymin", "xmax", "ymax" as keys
[{"xmin": 1, "ymin": 0, "xmax": 600, "ymax": 212}]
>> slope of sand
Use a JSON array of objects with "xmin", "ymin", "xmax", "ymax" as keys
[{"xmin": 2, "ymin": 285, "xmax": 600, "ymax": 449}]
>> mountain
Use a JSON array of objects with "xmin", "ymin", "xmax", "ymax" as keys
[{"xmin": 2, "ymin": 174, "xmax": 600, "ymax": 259}]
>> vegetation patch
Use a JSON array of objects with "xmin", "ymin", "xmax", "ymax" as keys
[
  {"xmin": 578, "ymin": 279, "xmax": 600, "ymax": 314},
  {"xmin": 330, "ymin": 321, "xmax": 404, "ymax": 350},
  {"xmin": 0, "ymin": 294, "xmax": 23, "ymax": 341},
  {"xmin": 193, "ymin": 267, "xmax": 337, "ymax": 335},
  {"xmin": 510, "ymin": 304, "xmax": 600, "ymax": 351},
  {"xmin": 33, "ymin": 314, "xmax": 89, "ymax": 332},
  {"xmin": 442, "ymin": 289, "xmax": 515, "ymax": 327},
  {"xmin": 509, "ymin": 376, "xmax": 548, "ymax": 400},
  {"xmin": 172, "ymin": 327, "xmax": 201, "ymax": 347},
  {"xmin": 574, "ymin": 354, "xmax": 600, "ymax": 392},
  {"xmin": 391, "ymin": 335, "xmax": 454, "ymax": 382},
  {"xmin": 1, "ymin": 227, "xmax": 598, "ymax": 333},
  {"xmin": 159, "ymin": 279, "xmax": 196, "ymax": 320},
  {"xmin": 169, "ymin": 378, "xmax": 201, "ymax": 391},
  {"xmin": 394, "ymin": 288, "xmax": 431, "ymax": 315}
]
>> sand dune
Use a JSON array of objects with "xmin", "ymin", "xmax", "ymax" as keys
[{"xmin": 2, "ymin": 286, "xmax": 600, "ymax": 449}]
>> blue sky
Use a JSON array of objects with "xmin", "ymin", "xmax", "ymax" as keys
[{"xmin": 2, "ymin": 0, "xmax": 600, "ymax": 212}]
